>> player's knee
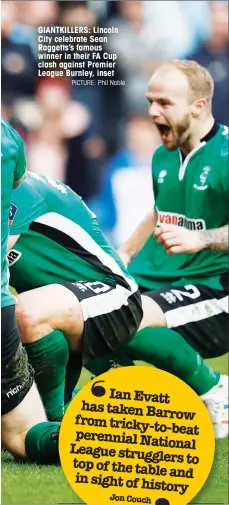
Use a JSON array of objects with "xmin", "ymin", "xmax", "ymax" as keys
[
  {"xmin": 16, "ymin": 295, "xmax": 37, "ymax": 326},
  {"xmin": 2, "ymin": 429, "xmax": 27, "ymax": 460},
  {"xmin": 16, "ymin": 296, "xmax": 41, "ymax": 332},
  {"xmin": 139, "ymin": 295, "xmax": 166, "ymax": 330}
]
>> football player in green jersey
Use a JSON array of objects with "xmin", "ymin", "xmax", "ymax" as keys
[
  {"xmin": 1, "ymin": 118, "xmax": 60, "ymax": 464},
  {"xmin": 7, "ymin": 60, "xmax": 228, "ymax": 439},
  {"xmin": 8, "ymin": 166, "xmax": 226, "ymax": 440},
  {"xmin": 8, "ymin": 171, "xmax": 142, "ymax": 422},
  {"xmin": 117, "ymin": 60, "xmax": 228, "ymax": 438}
]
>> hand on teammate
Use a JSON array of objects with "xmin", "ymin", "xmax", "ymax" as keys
[{"xmin": 154, "ymin": 225, "xmax": 205, "ymax": 254}]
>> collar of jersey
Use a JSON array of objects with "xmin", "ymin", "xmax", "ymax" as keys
[{"xmin": 178, "ymin": 141, "xmax": 206, "ymax": 181}]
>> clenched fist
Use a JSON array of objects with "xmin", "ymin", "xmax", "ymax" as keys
[{"xmin": 154, "ymin": 225, "xmax": 205, "ymax": 254}]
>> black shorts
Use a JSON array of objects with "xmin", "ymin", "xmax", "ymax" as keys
[
  {"xmin": 142, "ymin": 281, "xmax": 228, "ymax": 359},
  {"xmin": 1, "ymin": 305, "xmax": 34, "ymax": 415},
  {"xmin": 62, "ymin": 280, "xmax": 143, "ymax": 359}
]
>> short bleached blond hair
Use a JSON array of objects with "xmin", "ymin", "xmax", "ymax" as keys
[{"xmin": 158, "ymin": 59, "xmax": 214, "ymax": 103}]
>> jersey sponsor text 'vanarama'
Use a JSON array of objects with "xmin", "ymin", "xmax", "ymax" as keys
[{"xmin": 158, "ymin": 211, "xmax": 205, "ymax": 230}]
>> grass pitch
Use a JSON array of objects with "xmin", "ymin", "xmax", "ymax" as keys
[{"xmin": 1, "ymin": 355, "xmax": 228, "ymax": 505}]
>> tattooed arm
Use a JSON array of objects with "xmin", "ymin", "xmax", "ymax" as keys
[
  {"xmin": 154, "ymin": 224, "xmax": 229, "ymax": 254},
  {"xmin": 200, "ymin": 225, "xmax": 229, "ymax": 253}
]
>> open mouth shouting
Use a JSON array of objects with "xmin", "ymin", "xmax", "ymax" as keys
[{"xmin": 156, "ymin": 123, "xmax": 171, "ymax": 141}]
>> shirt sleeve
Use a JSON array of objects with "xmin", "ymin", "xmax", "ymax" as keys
[
  {"xmin": 9, "ymin": 182, "xmax": 47, "ymax": 235},
  {"xmin": 9, "ymin": 207, "xmax": 32, "ymax": 235},
  {"xmin": 14, "ymin": 134, "xmax": 27, "ymax": 183}
]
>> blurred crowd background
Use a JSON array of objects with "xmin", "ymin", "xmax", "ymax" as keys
[{"xmin": 1, "ymin": 0, "xmax": 228, "ymax": 245}]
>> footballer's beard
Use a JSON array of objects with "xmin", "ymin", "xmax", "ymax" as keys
[
  {"xmin": 158, "ymin": 113, "xmax": 192, "ymax": 151},
  {"xmin": 172, "ymin": 114, "xmax": 193, "ymax": 150},
  {"xmin": 156, "ymin": 113, "xmax": 193, "ymax": 151}
]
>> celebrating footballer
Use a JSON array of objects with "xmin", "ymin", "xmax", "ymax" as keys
[{"xmin": 1, "ymin": 59, "xmax": 228, "ymax": 466}]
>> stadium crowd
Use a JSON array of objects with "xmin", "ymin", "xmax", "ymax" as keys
[{"xmin": 1, "ymin": 0, "xmax": 228, "ymax": 244}]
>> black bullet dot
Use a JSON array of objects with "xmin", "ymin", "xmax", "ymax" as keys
[
  {"xmin": 155, "ymin": 499, "xmax": 170, "ymax": 505},
  {"xmin": 91, "ymin": 380, "xmax": 106, "ymax": 397}
]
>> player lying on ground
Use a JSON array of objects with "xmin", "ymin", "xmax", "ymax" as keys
[
  {"xmin": 8, "ymin": 171, "xmax": 143, "ymax": 422},
  {"xmin": 1, "ymin": 118, "xmax": 60, "ymax": 464}
]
